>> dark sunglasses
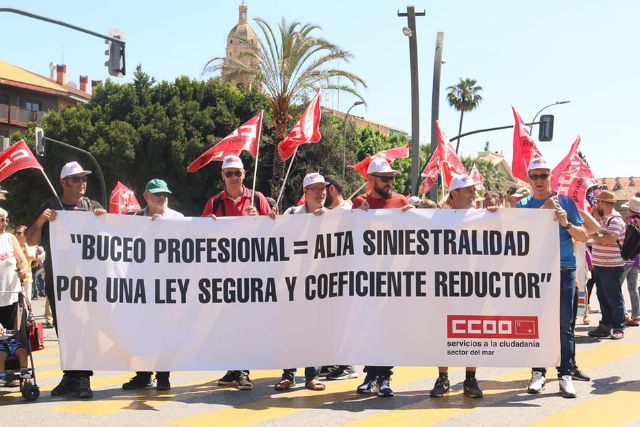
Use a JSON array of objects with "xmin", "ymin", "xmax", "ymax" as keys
[
  {"xmin": 67, "ymin": 176, "xmax": 88, "ymax": 183},
  {"xmin": 224, "ymin": 170, "xmax": 243, "ymax": 178},
  {"xmin": 373, "ymin": 175, "xmax": 394, "ymax": 183},
  {"xmin": 528, "ymin": 173, "xmax": 549, "ymax": 181},
  {"xmin": 15, "ymin": 231, "xmax": 24, "ymax": 235}
]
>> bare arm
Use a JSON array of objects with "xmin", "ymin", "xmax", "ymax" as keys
[
  {"xmin": 578, "ymin": 209, "xmax": 601, "ymax": 235},
  {"xmin": 26, "ymin": 208, "xmax": 57, "ymax": 246},
  {"xmin": 11, "ymin": 235, "xmax": 29, "ymax": 279}
]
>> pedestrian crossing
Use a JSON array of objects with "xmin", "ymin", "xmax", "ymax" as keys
[{"xmin": 2, "ymin": 325, "xmax": 640, "ymax": 426}]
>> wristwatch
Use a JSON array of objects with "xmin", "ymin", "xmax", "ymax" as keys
[{"xmin": 562, "ymin": 223, "xmax": 572, "ymax": 230}]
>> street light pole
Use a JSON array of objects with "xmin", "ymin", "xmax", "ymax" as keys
[
  {"xmin": 342, "ymin": 101, "xmax": 364, "ymax": 180},
  {"xmin": 429, "ymin": 32, "xmax": 444, "ymax": 201},
  {"xmin": 398, "ymin": 5, "xmax": 426, "ymax": 196},
  {"xmin": 529, "ymin": 100, "xmax": 570, "ymax": 133}
]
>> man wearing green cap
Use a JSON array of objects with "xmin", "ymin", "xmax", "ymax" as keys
[{"xmin": 122, "ymin": 179, "xmax": 183, "ymax": 392}]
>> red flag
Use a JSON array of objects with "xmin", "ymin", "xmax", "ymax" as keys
[
  {"xmin": 551, "ymin": 136, "xmax": 597, "ymax": 210},
  {"xmin": 277, "ymin": 91, "xmax": 322, "ymax": 160},
  {"xmin": 352, "ymin": 144, "xmax": 410, "ymax": 179},
  {"xmin": 109, "ymin": 181, "xmax": 141, "ymax": 214},
  {"xmin": 420, "ymin": 122, "xmax": 468, "ymax": 192},
  {"xmin": 0, "ymin": 139, "xmax": 42, "ymax": 182},
  {"xmin": 511, "ymin": 106, "xmax": 542, "ymax": 181},
  {"xmin": 187, "ymin": 111, "xmax": 263, "ymax": 173},
  {"xmin": 469, "ymin": 163, "xmax": 485, "ymax": 190},
  {"xmin": 420, "ymin": 151, "xmax": 441, "ymax": 193}
]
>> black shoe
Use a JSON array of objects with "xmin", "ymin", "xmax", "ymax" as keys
[
  {"xmin": 320, "ymin": 366, "xmax": 337, "ymax": 377},
  {"xmin": 463, "ymin": 377, "xmax": 483, "ymax": 398},
  {"xmin": 377, "ymin": 376, "xmax": 394, "ymax": 397},
  {"xmin": 156, "ymin": 373, "xmax": 171, "ymax": 391},
  {"xmin": 217, "ymin": 370, "xmax": 239, "ymax": 386},
  {"xmin": 236, "ymin": 372, "xmax": 253, "ymax": 390},
  {"xmin": 51, "ymin": 374, "xmax": 78, "ymax": 396},
  {"xmin": 76, "ymin": 376, "xmax": 93, "ymax": 399},
  {"xmin": 357, "ymin": 372, "xmax": 378, "ymax": 394},
  {"xmin": 572, "ymin": 368, "xmax": 591, "ymax": 382},
  {"xmin": 122, "ymin": 373, "xmax": 153, "ymax": 390},
  {"xmin": 430, "ymin": 375, "xmax": 450, "ymax": 397},
  {"xmin": 326, "ymin": 366, "xmax": 359, "ymax": 380}
]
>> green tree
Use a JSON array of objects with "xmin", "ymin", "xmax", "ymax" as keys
[
  {"xmin": 203, "ymin": 18, "xmax": 366, "ymax": 198},
  {"xmin": 446, "ymin": 78, "xmax": 483, "ymax": 154}
]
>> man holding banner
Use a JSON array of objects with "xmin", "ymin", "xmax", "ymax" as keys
[
  {"xmin": 122, "ymin": 178, "xmax": 183, "ymax": 392},
  {"xmin": 202, "ymin": 155, "xmax": 272, "ymax": 391},
  {"xmin": 352, "ymin": 158, "xmax": 412, "ymax": 397},
  {"xmin": 517, "ymin": 158, "xmax": 587, "ymax": 398},
  {"xmin": 26, "ymin": 161, "xmax": 107, "ymax": 399}
]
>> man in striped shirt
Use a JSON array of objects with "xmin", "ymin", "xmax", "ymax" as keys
[{"xmin": 587, "ymin": 190, "xmax": 627, "ymax": 340}]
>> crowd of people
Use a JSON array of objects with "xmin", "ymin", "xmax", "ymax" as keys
[{"xmin": 0, "ymin": 153, "xmax": 638, "ymax": 403}]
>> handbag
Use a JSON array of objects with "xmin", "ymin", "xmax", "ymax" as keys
[{"xmin": 27, "ymin": 318, "xmax": 44, "ymax": 351}]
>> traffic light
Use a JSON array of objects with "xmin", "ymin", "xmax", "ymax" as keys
[
  {"xmin": 105, "ymin": 29, "xmax": 126, "ymax": 77},
  {"xmin": 538, "ymin": 114, "xmax": 554, "ymax": 141}
]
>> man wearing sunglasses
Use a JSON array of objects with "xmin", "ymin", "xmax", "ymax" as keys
[
  {"xmin": 352, "ymin": 157, "xmax": 412, "ymax": 397},
  {"xmin": 201, "ymin": 155, "xmax": 273, "ymax": 391},
  {"xmin": 516, "ymin": 157, "xmax": 587, "ymax": 399},
  {"xmin": 26, "ymin": 161, "xmax": 106, "ymax": 399}
]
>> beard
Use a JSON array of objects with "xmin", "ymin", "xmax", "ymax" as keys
[
  {"xmin": 374, "ymin": 183, "xmax": 392, "ymax": 199},
  {"xmin": 324, "ymin": 192, "xmax": 334, "ymax": 208},
  {"xmin": 597, "ymin": 208, "xmax": 604, "ymax": 217}
]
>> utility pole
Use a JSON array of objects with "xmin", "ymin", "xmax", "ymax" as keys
[
  {"xmin": 429, "ymin": 32, "xmax": 444, "ymax": 201},
  {"xmin": 398, "ymin": 5, "xmax": 425, "ymax": 196}
]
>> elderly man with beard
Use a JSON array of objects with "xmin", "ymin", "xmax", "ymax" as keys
[
  {"xmin": 516, "ymin": 158, "xmax": 588, "ymax": 399},
  {"xmin": 122, "ymin": 179, "xmax": 183, "ymax": 392},
  {"xmin": 430, "ymin": 175, "xmax": 490, "ymax": 399},
  {"xmin": 352, "ymin": 158, "xmax": 413, "ymax": 397}
]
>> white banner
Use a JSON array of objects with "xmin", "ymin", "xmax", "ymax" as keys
[{"xmin": 51, "ymin": 208, "xmax": 560, "ymax": 371}]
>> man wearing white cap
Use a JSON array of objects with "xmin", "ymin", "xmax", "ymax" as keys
[
  {"xmin": 274, "ymin": 172, "xmax": 328, "ymax": 391},
  {"xmin": 516, "ymin": 157, "xmax": 587, "ymax": 399},
  {"xmin": 430, "ymin": 174, "xmax": 486, "ymax": 399},
  {"xmin": 26, "ymin": 161, "xmax": 106, "ymax": 399},
  {"xmin": 201, "ymin": 155, "xmax": 272, "ymax": 391},
  {"xmin": 352, "ymin": 157, "xmax": 412, "ymax": 398}
]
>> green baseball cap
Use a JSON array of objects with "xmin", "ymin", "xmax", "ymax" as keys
[{"xmin": 145, "ymin": 179, "xmax": 172, "ymax": 194}]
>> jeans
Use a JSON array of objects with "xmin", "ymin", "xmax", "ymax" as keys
[
  {"xmin": 534, "ymin": 268, "xmax": 575, "ymax": 377},
  {"xmin": 622, "ymin": 266, "xmax": 639, "ymax": 317},
  {"xmin": 593, "ymin": 266, "xmax": 625, "ymax": 330},
  {"xmin": 33, "ymin": 268, "xmax": 46, "ymax": 298},
  {"xmin": 282, "ymin": 367, "xmax": 320, "ymax": 382}
]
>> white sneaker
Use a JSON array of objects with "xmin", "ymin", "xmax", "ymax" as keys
[
  {"xmin": 559, "ymin": 375, "xmax": 577, "ymax": 398},
  {"xmin": 527, "ymin": 371, "xmax": 546, "ymax": 394}
]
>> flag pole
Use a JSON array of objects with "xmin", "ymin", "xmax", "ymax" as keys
[
  {"xmin": 39, "ymin": 170, "xmax": 63, "ymax": 208},
  {"xmin": 250, "ymin": 111, "xmax": 264, "ymax": 207},
  {"xmin": 275, "ymin": 146, "xmax": 298, "ymax": 209}
]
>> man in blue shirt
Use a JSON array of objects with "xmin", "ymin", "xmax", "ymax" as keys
[{"xmin": 516, "ymin": 157, "xmax": 587, "ymax": 398}]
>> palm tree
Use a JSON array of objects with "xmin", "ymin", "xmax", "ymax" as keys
[
  {"xmin": 203, "ymin": 18, "xmax": 366, "ymax": 197},
  {"xmin": 446, "ymin": 78, "xmax": 483, "ymax": 153}
]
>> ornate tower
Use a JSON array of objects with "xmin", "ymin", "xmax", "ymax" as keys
[{"xmin": 222, "ymin": 1, "xmax": 259, "ymax": 90}]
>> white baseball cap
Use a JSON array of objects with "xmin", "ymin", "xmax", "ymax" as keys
[
  {"xmin": 222, "ymin": 155, "xmax": 244, "ymax": 170},
  {"xmin": 303, "ymin": 172, "xmax": 329, "ymax": 189},
  {"xmin": 367, "ymin": 157, "xmax": 398, "ymax": 175},
  {"xmin": 527, "ymin": 157, "xmax": 550, "ymax": 171},
  {"xmin": 449, "ymin": 174, "xmax": 481, "ymax": 192},
  {"xmin": 60, "ymin": 161, "xmax": 92, "ymax": 179}
]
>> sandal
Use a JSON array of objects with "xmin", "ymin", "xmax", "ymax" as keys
[
  {"xmin": 275, "ymin": 378, "xmax": 295, "ymax": 391},
  {"xmin": 305, "ymin": 379, "xmax": 326, "ymax": 391}
]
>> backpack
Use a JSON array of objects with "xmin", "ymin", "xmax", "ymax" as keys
[
  {"xmin": 211, "ymin": 192, "xmax": 260, "ymax": 217},
  {"xmin": 621, "ymin": 218, "xmax": 640, "ymax": 260}
]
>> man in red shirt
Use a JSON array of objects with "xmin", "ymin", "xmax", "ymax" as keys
[
  {"xmin": 352, "ymin": 157, "xmax": 412, "ymax": 397},
  {"xmin": 201, "ymin": 155, "xmax": 273, "ymax": 390}
]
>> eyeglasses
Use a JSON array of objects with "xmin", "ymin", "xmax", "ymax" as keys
[
  {"xmin": 15, "ymin": 231, "xmax": 24, "ymax": 235},
  {"xmin": 224, "ymin": 170, "xmax": 243, "ymax": 178},
  {"xmin": 67, "ymin": 176, "xmax": 88, "ymax": 183},
  {"xmin": 152, "ymin": 193, "xmax": 170, "ymax": 198},
  {"xmin": 0, "ymin": 218, "xmax": 8, "ymax": 223},
  {"xmin": 372, "ymin": 175, "xmax": 394, "ymax": 183},
  {"xmin": 528, "ymin": 173, "xmax": 549, "ymax": 181}
]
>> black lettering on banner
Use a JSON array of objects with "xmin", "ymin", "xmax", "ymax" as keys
[
  {"xmin": 155, "ymin": 278, "xmax": 189, "ymax": 304},
  {"xmin": 433, "ymin": 271, "xmax": 551, "ymax": 299},
  {"xmin": 197, "ymin": 277, "xmax": 277, "ymax": 303},
  {"xmin": 56, "ymin": 275, "xmax": 98, "ymax": 302},
  {"xmin": 313, "ymin": 231, "xmax": 354, "ymax": 259},
  {"xmin": 105, "ymin": 278, "xmax": 146, "ymax": 304},
  {"xmin": 78, "ymin": 234, "xmax": 145, "ymax": 262},
  {"xmin": 285, "ymin": 276, "xmax": 297, "ymax": 301}
]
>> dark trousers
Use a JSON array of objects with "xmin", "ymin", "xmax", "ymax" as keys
[
  {"xmin": 136, "ymin": 371, "xmax": 169, "ymax": 380},
  {"xmin": 593, "ymin": 266, "xmax": 625, "ymax": 330},
  {"xmin": 363, "ymin": 366, "xmax": 393, "ymax": 378},
  {"xmin": 282, "ymin": 367, "xmax": 320, "ymax": 382}
]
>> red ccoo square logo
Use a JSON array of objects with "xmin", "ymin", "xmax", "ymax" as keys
[{"xmin": 447, "ymin": 315, "xmax": 539, "ymax": 339}]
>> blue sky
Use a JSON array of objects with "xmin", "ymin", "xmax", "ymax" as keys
[{"xmin": 2, "ymin": 0, "xmax": 637, "ymax": 178}]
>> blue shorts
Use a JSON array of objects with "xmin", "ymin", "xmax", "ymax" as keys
[{"xmin": 0, "ymin": 339, "xmax": 24, "ymax": 357}]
